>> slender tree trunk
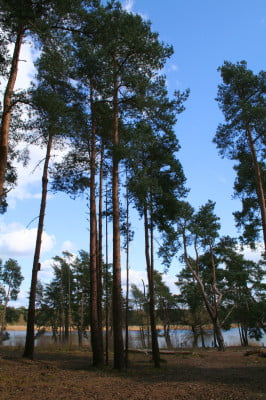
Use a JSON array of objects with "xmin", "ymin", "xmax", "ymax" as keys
[
  {"xmin": 112, "ymin": 61, "xmax": 124, "ymax": 370},
  {"xmin": 97, "ymin": 143, "xmax": 104, "ymax": 338},
  {"xmin": 144, "ymin": 204, "xmax": 160, "ymax": 368},
  {"xmin": 191, "ymin": 325, "xmax": 198, "ymax": 348},
  {"xmin": 105, "ymin": 185, "xmax": 109, "ymax": 365},
  {"xmin": 200, "ymin": 325, "xmax": 206, "ymax": 348},
  {"xmin": 97, "ymin": 142, "xmax": 104, "ymax": 355},
  {"xmin": 0, "ymin": 286, "xmax": 10, "ymax": 340},
  {"xmin": 183, "ymin": 235, "xmax": 225, "ymax": 351},
  {"xmin": 247, "ymin": 127, "xmax": 266, "ymax": 253},
  {"xmin": 23, "ymin": 133, "xmax": 53, "ymax": 359},
  {"xmin": 90, "ymin": 83, "xmax": 104, "ymax": 367},
  {"xmin": 0, "ymin": 27, "xmax": 24, "ymax": 203},
  {"xmin": 59, "ymin": 274, "xmax": 66, "ymax": 343},
  {"xmin": 212, "ymin": 318, "xmax": 225, "ymax": 351},
  {"xmin": 79, "ymin": 287, "xmax": 84, "ymax": 347},
  {"xmin": 125, "ymin": 177, "xmax": 130, "ymax": 368}
]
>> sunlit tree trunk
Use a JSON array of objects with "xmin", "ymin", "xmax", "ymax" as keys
[
  {"xmin": 112, "ymin": 58, "xmax": 124, "ymax": 370},
  {"xmin": 183, "ymin": 234, "xmax": 225, "ymax": 351},
  {"xmin": 97, "ymin": 142, "xmax": 104, "ymax": 355},
  {"xmin": 144, "ymin": 203, "xmax": 160, "ymax": 367},
  {"xmin": 90, "ymin": 83, "xmax": 104, "ymax": 367},
  {"xmin": 125, "ymin": 176, "xmax": 130, "ymax": 368},
  {"xmin": 105, "ymin": 185, "xmax": 110, "ymax": 365},
  {"xmin": 246, "ymin": 127, "xmax": 266, "ymax": 252},
  {"xmin": 23, "ymin": 132, "xmax": 53, "ymax": 359},
  {"xmin": 0, "ymin": 27, "xmax": 24, "ymax": 203}
]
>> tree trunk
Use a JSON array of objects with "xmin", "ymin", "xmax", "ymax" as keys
[
  {"xmin": 125, "ymin": 171, "xmax": 130, "ymax": 367},
  {"xmin": 0, "ymin": 27, "xmax": 24, "ymax": 204},
  {"xmin": 183, "ymin": 235, "xmax": 225, "ymax": 351},
  {"xmin": 90, "ymin": 83, "xmax": 104, "ymax": 367},
  {"xmin": 0, "ymin": 286, "xmax": 10, "ymax": 340},
  {"xmin": 191, "ymin": 325, "xmax": 199, "ymax": 348},
  {"xmin": 238, "ymin": 323, "xmax": 249, "ymax": 346},
  {"xmin": 79, "ymin": 287, "xmax": 84, "ymax": 347},
  {"xmin": 246, "ymin": 127, "xmax": 266, "ymax": 253},
  {"xmin": 23, "ymin": 133, "xmax": 53, "ymax": 359},
  {"xmin": 112, "ymin": 62, "xmax": 124, "ymax": 370},
  {"xmin": 200, "ymin": 325, "xmax": 206, "ymax": 348},
  {"xmin": 213, "ymin": 318, "xmax": 225, "ymax": 351},
  {"xmin": 144, "ymin": 204, "xmax": 160, "ymax": 368},
  {"xmin": 105, "ymin": 185, "xmax": 109, "ymax": 365},
  {"xmin": 97, "ymin": 143, "xmax": 104, "ymax": 353}
]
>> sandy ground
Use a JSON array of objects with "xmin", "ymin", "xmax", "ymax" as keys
[{"xmin": 0, "ymin": 346, "xmax": 265, "ymax": 400}]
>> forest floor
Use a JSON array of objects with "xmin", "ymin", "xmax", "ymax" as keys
[{"xmin": 0, "ymin": 346, "xmax": 265, "ymax": 400}]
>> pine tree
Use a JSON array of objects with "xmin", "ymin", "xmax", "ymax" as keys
[{"xmin": 214, "ymin": 61, "xmax": 266, "ymax": 252}]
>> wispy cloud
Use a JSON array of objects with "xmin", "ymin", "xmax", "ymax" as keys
[
  {"xmin": 60, "ymin": 240, "xmax": 76, "ymax": 253},
  {"xmin": 123, "ymin": 0, "xmax": 134, "ymax": 13}
]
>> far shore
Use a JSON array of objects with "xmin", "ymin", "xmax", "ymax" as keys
[{"xmin": 6, "ymin": 324, "xmax": 192, "ymax": 332}]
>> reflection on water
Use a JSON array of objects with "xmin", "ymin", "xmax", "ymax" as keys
[{"xmin": 2, "ymin": 327, "xmax": 265, "ymax": 349}]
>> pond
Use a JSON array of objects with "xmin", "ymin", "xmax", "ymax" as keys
[{"xmin": 2, "ymin": 327, "xmax": 265, "ymax": 349}]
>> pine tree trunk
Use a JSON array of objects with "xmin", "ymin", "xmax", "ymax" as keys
[
  {"xmin": 246, "ymin": 127, "xmax": 266, "ymax": 253},
  {"xmin": 97, "ymin": 143, "xmax": 104, "ymax": 356},
  {"xmin": 213, "ymin": 318, "xmax": 225, "ymax": 351},
  {"xmin": 23, "ymin": 133, "xmax": 53, "ymax": 359},
  {"xmin": 90, "ymin": 84, "xmax": 104, "ymax": 367},
  {"xmin": 144, "ymin": 205, "xmax": 160, "ymax": 368},
  {"xmin": 105, "ymin": 186, "xmax": 110, "ymax": 365},
  {"xmin": 0, "ymin": 27, "xmax": 24, "ymax": 204},
  {"xmin": 183, "ymin": 236, "xmax": 225, "ymax": 352},
  {"xmin": 200, "ymin": 325, "xmax": 206, "ymax": 348},
  {"xmin": 125, "ymin": 177, "xmax": 130, "ymax": 368},
  {"xmin": 112, "ymin": 62, "xmax": 124, "ymax": 370},
  {"xmin": 0, "ymin": 287, "xmax": 10, "ymax": 340}
]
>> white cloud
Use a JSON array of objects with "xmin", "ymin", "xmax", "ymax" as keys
[
  {"xmin": 14, "ymin": 40, "xmax": 38, "ymax": 91},
  {"xmin": 60, "ymin": 240, "xmax": 76, "ymax": 253},
  {"xmin": 7, "ymin": 144, "xmax": 45, "ymax": 205},
  {"xmin": 7, "ymin": 142, "xmax": 70, "ymax": 206},
  {"xmin": 123, "ymin": 0, "xmax": 134, "ymax": 13},
  {"xmin": 122, "ymin": 268, "xmax": 146, "ymax": 294},
  {"xmin": 121, "ymin": 268, "xmax": 179, "ymax": 296},
  {"xmin": 9, "ymin": 288, "xmax": 29, "ymax": 308},
  {"xmin": 38, "ymin": 258, "xmax": 55, "ymax": 283},
  {"xmin": 162, "ymin": 272, "xmax": 179, "ymax": 295},
  {"xmin": 239, "ymin": 243, "xmax": 264, "ymax": 263},
  {"xmin": 0, "ymin": 222, "xmax": 56, "ymax": 256}
]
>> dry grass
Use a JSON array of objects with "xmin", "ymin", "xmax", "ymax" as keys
[{"xmin": 0, "ymin": 346, "xmax": 265, "ymax": 400}]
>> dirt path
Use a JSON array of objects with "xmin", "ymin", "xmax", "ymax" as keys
[{"xmin": 0, "ymin": 347, "xmax": 265, "ymax": 400}]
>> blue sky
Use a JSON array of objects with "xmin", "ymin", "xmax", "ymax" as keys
[{"xmin": 1, "ymin": 0, "xmax": 265, "ymax": 306}]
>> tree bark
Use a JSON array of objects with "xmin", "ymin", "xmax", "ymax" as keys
[
  {"xmin": 112, "ymin": 60, "xmax": 124, "ymax": 370},
  {"xmin": 125, "ymin": 176, "xmax": 130, "ymax": 368},
  {"xmin": 144, "ymin": 204, "xmax": 160, "ymax": 368},
  {"xmin": 90, "ymin": 83, "xmax": 104, "ymax": 367},
  {"xmin": 97, "ymin": 142, "xmax": 104, "ymax": 356},
  {"xmin": 23, "ymin": 132, "xmax": 53, "ymax": 359},
  {"xmin": 105, "ymin": 185, "xmax": 110, "ymax": 365},
  {"xmin": 0, "ymin": 27, "xmax": 24, "ymax": 204},
  {"xmin": 0, "ymin": 286, "xmax": 10, "ymax": 340},
  {"xmin": 246, "ymin": 126, "xmax": 266, "ymax": 253},
  {"xmin": 183, "ymin": 235, "xmax": 225, "ymax": 351}
]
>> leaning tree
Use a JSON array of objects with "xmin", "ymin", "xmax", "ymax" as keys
[{"xmin": 214, "ymin": 61, "xmax": 266, "ymax": 253}]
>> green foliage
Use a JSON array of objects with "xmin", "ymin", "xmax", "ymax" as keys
[
  {"xmin": 0, "ymin": 258, "xmax": 24, "ymax": 301},
  {"xmin": 214, "ymin": 60, "xmax": 266, "ymax": 247},
  {"xmin": 36, "ymin": 251, "xmax": 91, "ymax": 338},
  {"xmin": 233, "ymin": 151, "xmax": 266, "ymax": 246}
]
